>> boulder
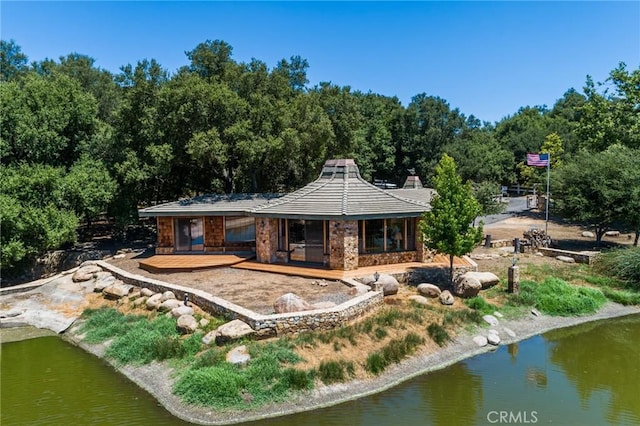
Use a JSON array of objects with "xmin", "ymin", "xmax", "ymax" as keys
[
  {"xmin": 72, "ymin": 265, "xmax": 101, "ymax": 282},
  {"xmin": 487, "ymin": 333, "xmax": 501, "ymax": 346},
  {"xmin": 461, "ymin": 271, "xmax": 500, "ymax": 289},
  {"xmin": 202, "ymin": 330, "xmax": 217, "ymax": 346},
  {"xmin": 417, "ymin": 283, "xmax": 441, "ymax": 298},
  {"xmin": 273, "ymin": 293, "xmax": 314, "ymax": 314},
  {"xmin": 113, "ymin": 253, "xmax": 126, "ymax": 259},
  {"xmin": 374, "ymin": 274, "xmax": 399, "ymax": 296},
  {"xmin": 199, "ymin": 318, "xmax": 210, "ymax": 328},
  {"xmin": 161, "ymin": 291, "xmax": 176, "ymax": 302},
  {"xmin": 146, "ymin": 293, "xmax": 163, "ymax": 310},
  {"xmin": 348, "ymin": 283, "xmax": 371, "ymax": 296},
  {"xmin": 503, "ymin": 327, "xmax": 516, "ymax": 338},
  {"xmin": 133, "ymin": 296, "xmax": 147, "ymax": 306},
  {"xmin": 483, "ymin": 314, "xmax": 499, "ymax": 326},
  {"xmin": 171, "ymin": 305, "xmax": 195, "ymax": 318},
  {"xmin": 94, "ymin": 274, "xmax": 116, "ymax": 292},
  {"xmin": 582, "ymin": 231, "xmax": 595, "ymax": 238},
  {"xmin": 226, "ymin": 345, "xmax": 251, "ymax": 365},
  {"xmin": 452, "ymin": 275, "xmax": 482, "ymax": 298},
  {"xmin": 159, "ymin": 299, "xmax": 182, "ymax": 312},
  {"xmin": 408, "ymin": 295, "xmax": 430, "ymax": 305},
  {"xmin": 556, "ymin": 255, "xmax": 576, "ymax": 263},
  {"xmin": 176, "ymin": 314, "xmax": 198, "ymax": 334},
  {"xmin": 215, "ymin": 319, "xmax": 256, "ymax": 345},
  {"xmin": 605, "ymin": 230, "xmax": 620, "ymax": 237},
  {"xmin": 103, "ymin": 282, "xmax": 133, "ymax": 300},
  {"xmin": 358, "ymin": 274, "xmax": 377, "ymax": 286},
  {"xmin": 141, "ymin": 288, "xmax": 155, "ymax": 297},
  {"xmin": 473, "ymin": 335, "xmax": 488, "ymax": 347},
  {"xmin": 439, "ymin": 290, "xmax": 454, "ymax": 305}
]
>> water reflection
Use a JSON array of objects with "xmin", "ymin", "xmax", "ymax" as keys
[{"xmin": 546, "ymin": 315, "xmax": 640, "ymax": 424}]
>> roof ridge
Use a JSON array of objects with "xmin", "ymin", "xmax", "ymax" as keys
[{"xmin": 356, "ymin": 174, "xmax": 430, "ymax": 208}]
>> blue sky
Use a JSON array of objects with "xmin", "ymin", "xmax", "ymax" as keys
[{"xmin": 2, "ymin": 1, "xmax": 639, "ymax": 123}]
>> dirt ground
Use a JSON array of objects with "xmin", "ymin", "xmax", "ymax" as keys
[{"xmin": 107, "ymin": 255, "xmax": 354, "ymax": 314}]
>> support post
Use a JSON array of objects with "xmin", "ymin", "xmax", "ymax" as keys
[{"xmin": 508, "ymin": 265, "xmax": 520, "ymax": 294}]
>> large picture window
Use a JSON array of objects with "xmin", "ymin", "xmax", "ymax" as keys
[
  {"xmin": 358, "ymin": 217, "xmax": 416, "ymax": 253},
  {"xmin": 224, "ymin": 216, "xmax": 255, "ymax": 243}
]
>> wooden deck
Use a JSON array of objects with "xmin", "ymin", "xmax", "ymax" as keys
[
  {"xmin": 138, "ymin": 253, "xmax": 472, "ymax": 279},
  {"xmin": 139, "ymin": 254, "xmax": 254, "ymax": 273}
]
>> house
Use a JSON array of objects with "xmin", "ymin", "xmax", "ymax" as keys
[{"xmin": 138, "ymin": 159, "xmax": 434, "ymax": 271}]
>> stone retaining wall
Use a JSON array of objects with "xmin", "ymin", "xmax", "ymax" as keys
[
  {"xmin": 537, "ymin": 248, "xmax": 597, "ymax": 264},
  {"xmin": 92, "ymin": 261, "xmax": 383, "ymax": 338}
]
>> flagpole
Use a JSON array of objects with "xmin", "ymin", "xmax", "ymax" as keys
[{"xmin": 545, "ymin": 153, "xmax": 550, "ymax": 236}]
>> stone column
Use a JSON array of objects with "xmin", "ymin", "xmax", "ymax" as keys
[
  {"xmin": 255, "ymin": 218, "xmax": 278, "ymax": 263},
  {"xmin": 329, "ymin": 220, "xmax": 358, "ymax": 270},
  {"xmin": 508, "ymin": 265, "xmax": 520, "ymax": 294}
]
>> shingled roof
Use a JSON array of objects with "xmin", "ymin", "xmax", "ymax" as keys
[
  {"xmin": 138, "ymin": 193, "xmax": 282, "ymax": 217},
  {"xmin": 251, "ymin": 159, "xmax": 430, "ymax": 220}
]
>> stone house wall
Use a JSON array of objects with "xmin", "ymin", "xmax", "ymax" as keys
[{"xmin": 256, "ymin": 218, "xmax": 278, "ymax": 263}]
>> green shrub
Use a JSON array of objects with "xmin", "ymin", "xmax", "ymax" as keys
[
  {"xmin": 374, "ymin": 327, "xmax": 388, "ymax": 340},
  {"xmin": 427, "ymin": 323, "xmax": 451, "ymax": 347},
  {"xmin": 318, "ymin": 360, "xmax": 355, "ymax": 384},
  {"xmin": 464, "ymin": 296, "xmax": 497, "ymax": 314},
  {"xmin": 593, "ymin": 247, "xmax": 640, "ymax": 288},
  {"xmin": 365, "ymin": 352, "xmax": 387, "ymax": 375},
  {"xmin": 364, "ymin": 333, "xmax": 425, "ymax": 375},
  {"xmin": 173, "ymin": 364, "xmax": 246, "ymax": 407},
  {"xmin": 510, "ymin": 277, "xmax": 607, "ymax": 316},
  {"xmin": 602, "ymin": 288, "xmax": 640, "ymax": 305},
  {"xmin": 193, "ymin": 347, "xmax": 225, "ymax": 368},
  {"xmin": 105, "ymin": 315, "xmax": 179, "ymax": 364},
  {"xmin": 281, "ymin": 368, "xmax": 314, "ymax": 390}
]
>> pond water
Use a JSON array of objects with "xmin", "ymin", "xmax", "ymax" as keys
[{"xmin": 2, "ymin": 314, "xmax": 639, "ymax": 426}]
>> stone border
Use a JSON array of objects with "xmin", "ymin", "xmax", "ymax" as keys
[
  {"xmin": 91, "ymin": 261, "xmax": 383, "ymax": 338},
  {"xmin": 538, "ymin": 247, "xmax": 598, "ymax": 264}
]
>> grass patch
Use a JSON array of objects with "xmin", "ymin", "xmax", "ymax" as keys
[
  {"xmin": 427, "ymin": 323, "xmax": 451, "ymax": 347},
  {"xmin": 365, "ymin": 332, "xmax": 425, "ymax": 375},
  {"xmin": 317, "ymin": 360, "xmax": 355, "ymax": 384},
  {"xmin": 174, "ymin": 337, "xmax": 311, "ymax": 409},
  {"xmin": 464, "ymin": 296, "xmax": 498, "ymax": 314},
  {"xmin": 79, "ymin": 307, "xmax": 146, "ymax": 343},
  {"xmin": 507, "ymin": 277, "xmax": 606, "ymax": 316},
  {"xmin": 601, "ymin": 288, "xmax": 640, "ymax": 305},
  {"xmin": 442, "ymin": 309, "xmax": 483, "ymax": 326}
]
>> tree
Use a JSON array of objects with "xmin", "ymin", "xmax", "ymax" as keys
[
  {"xmin": 420, "ymin": 154, "xmax": 483, "ymax": 285},
  {"xmin": 553, "ymin": 145, "xmax": 639, "ymax": 246},
  {"xmin": 0, "ymin": 39, "xmax": 28, "ymax": 81},
  {"xmin": 474, "ymin": 181, "xmax": 507, "ymax": 216}
]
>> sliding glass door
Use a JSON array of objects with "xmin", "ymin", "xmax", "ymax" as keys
[
  {"xmin": 287, "ymin": 219, "xmax": 325, "ymax": 264},
  {"xmin": 174, "ymin": 218, "xmax": 204, "ymax": 252}
]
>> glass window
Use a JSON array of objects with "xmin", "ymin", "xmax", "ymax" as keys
[
  {"xmin": 278, "ymin": 219, "xmax": 287, "ymax": 251},
  {"xmin": 387, "ymin": 218, "xmax": 405, "ymax": 251},
  {"xmin": 364, "ymin": 219, "xmax": 385, "ymax": 253},
  {"xmin": 225, "ymin": 216, "xmax": 255, "ymax": 243}
]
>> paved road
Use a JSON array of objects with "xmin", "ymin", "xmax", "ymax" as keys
[{"xmin": 479, "ymin": 196, "xmax": 529, "ymax": 226}]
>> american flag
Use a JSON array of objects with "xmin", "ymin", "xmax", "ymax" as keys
[{"xmin": 527, "ymin": 153, "xmax": 549, "ymax": 167}]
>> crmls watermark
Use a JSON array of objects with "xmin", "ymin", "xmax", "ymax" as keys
[{"xmin": 486, "ymin": 410, "xmax": 538, "ymax": 424}]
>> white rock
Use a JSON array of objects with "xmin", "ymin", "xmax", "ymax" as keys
[
  {"xmin": 483, "ymin": 314, "xmax": 499, "ymax": 326},
  {"xmin": 417, "ymin": 283, "xmax": 441, "ymax": 298},
  {"xmin": 556, "ymin": 255, "xmax": 576, "ymax": 263},
  {"xmin": 487, "ymin": 333, "xmax": 501, "ymax": 345},
  {"xmin": 159, "ymin": 299, "xmax": 182, "ymax": 311},
  {"xmin": 582, "ymin": 231, "xmax": 595, "ymax": 238},
  {"xmin": 408, "ymin": 295, "xmax": 430, "ymax": 305},
  {"xmin": 215, "ymin": 319, "xmax": 256, "ymax": 344},
  {"xmin": 493, "ymin": 311, "xmax": 504, "ymax": 318},
  {"xmin": 439, "ymin": 290, "xmax": 455, "ymax": 305},
  {"xmin": 473, "ymin": 335, "xmax": 488, "ymax": 347},
  {"xmin": 605, "ymin": 230, "xmax": 620, "ymax": 237},
  {"xmin": 146, "ymin": 293, "xmax": 163, "ymax": 310},
  {"xmin": 176, "ymin": 314, "xmax": 198, "ymax": 334},
  {"xmin": 531, "ymin": 308, "xmax": 541, "ymax": 317},
  {"xmin": 226, "ymin": 345, "xmax": 251, "ymax": 365},
  {"xmin": 461, "ymin": 271, "xmax": 500, "ymax": 289},
  {"xmin": 161, "ymin": 291, "xmax": 176, "ymax": 301},
  {"xmin": 141, "ymin": 288, "xmax": 155, "ymax": 297},
  {"xmin": 113, "ymin": 253, "xmax": 126, "ymax": 259},
  {"xmin": 171, "ymin": 305, "xmax": 195, "ymax": 318},
  {"xmin": 503, "ymin": 327, "xmax": 516, "ymax": 338}
]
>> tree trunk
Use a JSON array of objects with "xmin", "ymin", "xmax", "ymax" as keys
[
  {"xmin": 634, "ymin": 230, "xmax": 639, "ymax": 247},
  {"xmin": 449, "ymin": 254, "xmax": 454, "ymax": 288}
]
